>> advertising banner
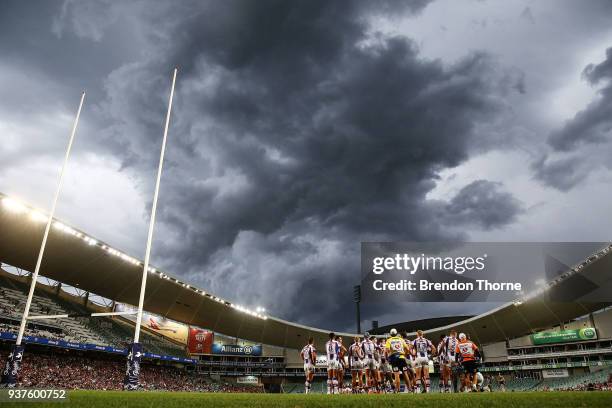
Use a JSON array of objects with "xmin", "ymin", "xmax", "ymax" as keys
[
  {"xmin": 211, "ymin": 343, "xmax": 262, "ymax": 356},
  {"xmin": 542, "ymin": 369, "xmax": 569, "ymax": 378},
  {"xmin": 237, "ymin": 375, "xmax": 259, "ymax": 384},
  {"xmin": 115, "ymin": 303, "xmax": 188, "ymax": 344},
  {"xmin": 531, "ymin": 328, "xmax": 597, "ymax": 345},
  {"xmin": 0, "ymin": 331, "xmax": 197, "ymax": 364},
  {"xmin": 187, "ymin": 327, "xmax": 213, "ymax": 354}
]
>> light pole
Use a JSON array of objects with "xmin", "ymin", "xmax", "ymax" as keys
[{"xmin": 353, "ymin": 285, "xmax": 361, "ymax": 334}]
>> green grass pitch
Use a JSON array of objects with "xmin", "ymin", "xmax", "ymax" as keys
[{"xmin": 2, "ymin": 390, "xmax": 611, "ymax": 408}]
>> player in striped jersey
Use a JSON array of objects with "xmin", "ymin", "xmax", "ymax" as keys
[
  {"xmin": 444, "ymin": 330, "xmax": 459, "ymax": 392},
  {"xmin": 401, "ymin": 332, "xmax": 415, "ymax": 392},
  {"xmin": 325, "ymin": 332, "xmax": 340, "ymax": 394},
  {"xmin": 377, "ymin": 337, "xmax": 393, "ymax": 392},
  {"xmin": 437, "ymin": 334, "xmax": 447, "ymax": 392},
  {"xmin": 336, "ymin": 336, "xmax": 348, "ymax": 391},
  {"xmin": 361, "ymin": 332, "xmax": 378, "ymax": 393},
  {"xmin": 412, "ymin": 330, "xmax": 435, "ymax": 393},
  {"xmin": 300, "ymin": 337, "xmax": 317, "ymax": 394},
  {"xmin": 348, "ymin": 336, "xmax": 364, "ymax": 393}
]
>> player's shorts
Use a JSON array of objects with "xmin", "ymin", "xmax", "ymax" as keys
[
  {"xmin": 350, "ymin": 359, "xmax": 363, "ymax": 371},
  {"xmin": 414, "ymin": 356, "xmax": 429, "ymax": 368},
  {"xmin": 388, "ymin": 354, "xmax": 408, "ymax": 372},
  {"xmin": 438, "ymin": 354, "xmax": 447, "ymax": 365},
  {"xmin": 381, "ymin": 362, "xmax": 392, "ymax": 374},
  {"xmin": 461, "ymin": 360, "xmax": 478, "ymax": 375},
  {"xmin": 363, "ymin": 357, "xmax": 377, "ymax": 371},
  {"xmin": 445, "ymin": 354, "xmax": 456, "ymax": 367},
  {"xmin": 327, "ymin": 359, "xmax": 341, "ymax": 371},
  {"xmin": 304, "ymin": 363, "xmax": 315, "ymax": 373},
  {"xmin": 374, "ymin": 359, "xmax": 381, "ymax": 370},
  {"xmin": 406, "ymin": 356, "xmax": 414, "ymax": 368}
]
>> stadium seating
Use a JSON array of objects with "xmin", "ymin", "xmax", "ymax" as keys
[
  {"xmin": 0, "ymin": 274, "xmax": 185, "ymax": 357},
  {"xmin": 535, "ymin": 368, "xmax": 612, "ymax": 391},
  {"xmin": 488, "ymin": 376, "xmax": 539, "ymax": 391}
]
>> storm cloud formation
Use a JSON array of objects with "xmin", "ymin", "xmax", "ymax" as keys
[
  {"xmin": 534, "ymin": 47, "xmax": 612, "ymax": 190},
  {"xmin": 91, "ymin": 0, "xmax": 526, "ymax": 329},
  {"xmin": 14, "ymin": 0, "xmax": 612, "ymax": 330}
]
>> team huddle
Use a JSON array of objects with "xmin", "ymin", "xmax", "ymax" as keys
[{"xmin": 300, "ymin": 328, "xmax": 484, "ymax": 394}]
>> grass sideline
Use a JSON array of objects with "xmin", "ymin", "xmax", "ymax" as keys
[{"xmin": 2, "ymin": 391, "xmax": 611, "ymax": 408}]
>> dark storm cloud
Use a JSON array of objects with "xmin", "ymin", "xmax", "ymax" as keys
[
  {"xmin": 440, "ymin": 180, "xmax": 523, "ymax": 229},
  {"xmin": 8, "ymin": 0, "xmax": 525, "ymax": 329},
  {"xmin": 78, "ymin": 0, "xmax": 525, "ymax": 328},
  {"xmin": 534, "ymin": 47, "xmax": 612, "ymax": 190}
]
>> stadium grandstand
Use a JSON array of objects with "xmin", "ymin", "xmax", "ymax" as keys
[{"xmin": 1, "ymin": 192, "xmax": 612, "ymax": 394}]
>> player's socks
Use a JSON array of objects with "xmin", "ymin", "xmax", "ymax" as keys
[
  {"xmin": 415, "ymin": 379, "xmax": 422, "ymax": 393},
  {"xmin": 332, "ymin": 379, "xmax": 338, "ymax": 394},
  {"xmin": 439, "ymin": 380, "xmax": 444, "ymax": 392},
  {"xmin": 327, "ymin": 379, "xmax": 331, "ymax": 394},
  {"xmin": 425, "ymin": 378, "xmax": 430, "ymax": 393},
  {"xmin": 305, "ymin": 381, "xmax": 310, "ymax": 394}
]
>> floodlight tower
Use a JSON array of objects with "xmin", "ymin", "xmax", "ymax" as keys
[{"xmin": 353, "ymin": 285, "xmax": 361, "ymax": 334}]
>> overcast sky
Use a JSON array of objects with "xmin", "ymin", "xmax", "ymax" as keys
[{"xmin": 1, "ymin": 0, "xmax": 612, "ymax": 332}]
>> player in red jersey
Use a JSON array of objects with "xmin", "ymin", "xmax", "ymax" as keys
[{"xmin": 456, "ymin": 332, "xmax": 481, "ymax": 392}]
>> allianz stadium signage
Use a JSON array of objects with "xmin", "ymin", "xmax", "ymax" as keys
[
  {"xmin": 211, "ymin": 343, "xmax": 262, "ymax": 356},
  {"xmin": 531, "ymin": 327, "xmax": 597, "ymax": 345}
]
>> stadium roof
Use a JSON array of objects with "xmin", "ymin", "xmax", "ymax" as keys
[
  {"xmin": 370, "ymin": 316, "xmax": 473, "ymax": 336},
  {"xmin": 1, "ymin": 192, "xmax": 611, "ymax": 350}
]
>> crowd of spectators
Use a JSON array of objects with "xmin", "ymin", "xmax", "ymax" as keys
[
  {"xmin": 545, "ymin": 381, "xmax": 612, "ymax": 391},
  {"xmin": 2, "ymin": 350, "xmax": 263, "ymax": 392}
]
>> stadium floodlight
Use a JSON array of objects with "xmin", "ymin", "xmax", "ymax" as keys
[
  {"xmin": 2, "ymin": 197, "xmax": 27, "ymax": 213},
  {"xmin": 125, "ymin": 68, "xmax": 177, "ymax": 391},
  {"xmin": 1, "ymin": 92, "xmax": 85, "ymax": 389},
  {"xmin": 29, "ymin": 210, "xmax": 48, "ymax": 223}
]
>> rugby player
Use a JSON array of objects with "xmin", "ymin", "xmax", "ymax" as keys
[
  {"xmin": 377, "ymin": 337, "xmax": 394, "ymax": 391},
  {"xmin": 300, "ymin": 337, "xmax": 317, "ymax": 394},
  {"xmin": 336, "ymin": 336, "xmax": 348, "ymax": 391},
  {"xmin": 325, "ymin": 332, "xmax": 340, "ymax": 394},
  {"xmin": 442, "ymin": 329, "xmax": 459, "ymax": 393},
  {"xmin": 497, "ymin": 372, "xmax": 506, "ymax": 392},
  {"xmin": 348, "ymin": 336, "xmax": 363, "ymax": 393},
  {"xmin": 455, "ymin": 332, "xmax": 480, "ymax": 392},
  {"xmin": 401, "ymin": 332, "xmax": 415, "ymax": 392},
  {"xmin": 373, "ymin": 336, "xmax": 384, "ymax": 392},
  {"xmin": 437, "ymin": 334, "xmax": 447, "ymax": 393},
  {"xmin": 412, "ymin": 330, "xmax": 435, "ymax": 393},
  {"xmin": 384, "ymin": 329, "xmax": 410, "ymax": 393},
  {"xmin": 361, "ymin": 332, "xmax": 379, "ymax": 393}
]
